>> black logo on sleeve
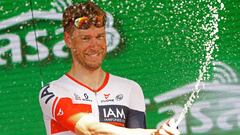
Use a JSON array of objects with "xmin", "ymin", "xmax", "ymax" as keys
[{"xmin": 41, "ymin": 85, "xmax": 55, "ymax": 104}]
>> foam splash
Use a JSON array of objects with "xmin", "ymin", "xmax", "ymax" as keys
[{"xmin": 175, "ymin": 0, "xmax": 225, "ymax": 126}]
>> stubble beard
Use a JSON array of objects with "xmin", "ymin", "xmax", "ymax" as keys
[{"xmin": 73, "ymin": 50, "xmax": 106, "ymax": 71}]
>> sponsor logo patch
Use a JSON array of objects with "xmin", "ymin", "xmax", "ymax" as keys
[
  {"xmin": 99, "ymin": 105, "xmax": 128, "ymax": 124},
  {"xmin": 101, "ymin": 94, "xmax": 114, "ymax": 103},
  {"xmin": 115, "ymin": 94, "xmax": 123, "ymax": 101}
]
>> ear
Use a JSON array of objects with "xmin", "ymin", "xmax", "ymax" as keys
[{"xmin": 64, "ymin": 32, "xmax": 72, "ymax": 48}]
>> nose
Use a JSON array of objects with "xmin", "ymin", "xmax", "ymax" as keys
[{"xmin": 89, "ymin": 37, "xmax": 101, "ymax": 49}]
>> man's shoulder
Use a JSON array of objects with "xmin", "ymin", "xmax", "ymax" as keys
[
  {"xmin": 109, "ymin": 73, "xmax": 141, "ymax": 87},
  {"xmin": 39, "ymin": 74, "xmax": 68, "ymax": 92}
]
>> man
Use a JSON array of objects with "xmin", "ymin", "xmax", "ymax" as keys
[{"xmin": 39, "ymin": 1, "xmax": 180, "ymax": 135}]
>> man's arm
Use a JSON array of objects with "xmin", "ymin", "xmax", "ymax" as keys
[
  {"xmin": 72, "ymin": 113, "xmax": 156, "ymax": 135},
  {"xmin": 71, "ymin": 113, "xmax": 179, "ymax": 135}
]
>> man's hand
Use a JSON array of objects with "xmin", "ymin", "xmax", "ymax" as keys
[{"xmin": 155, "ymin": 118, "xmax": 180, "ymax": 135}]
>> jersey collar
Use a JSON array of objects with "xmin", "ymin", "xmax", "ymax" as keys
[{"xmin": 65, "ymin": 73, "xmax": 109, "ymax": 93}]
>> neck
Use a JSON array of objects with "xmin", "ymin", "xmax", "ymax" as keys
[{"xmin": 67, "ymin": 63, "xmax": 106, "ymax": 91}]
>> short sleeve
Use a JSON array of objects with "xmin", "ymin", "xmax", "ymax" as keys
[
  {"xmin": 39, "ymin": 83, "xmax": 92, "ymax": 132},
  {"xmin": 39, "ymin": 84, "xmax": 58, "ymax": 119},
  {"xmin": 126, "ymin": 81, "xmax": 146, "ymax": 128}
]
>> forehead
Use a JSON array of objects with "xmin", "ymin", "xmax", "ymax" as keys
[{"xmin": 73, "ymin": 26, "xmax": 106, "ymax": 36}]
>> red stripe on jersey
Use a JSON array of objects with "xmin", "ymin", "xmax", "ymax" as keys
[
  {"xmin": 105, "ymin": 122, "xmax": 125, "ymax": 127},
  {"xmin": 96, "ymin": 73, "xmax": 109, "ymax": 92},
  {"xmin": 51, "ymin": 119, "xmax": 68, "ymax": 134},
  {"xmin": 65, "ymin": 73, "xmax": 109, "ymax": 92},
  {"xmin": 52, "ymin": 97, "xmax": 58, "ymax": 118},
  {"xmin": 54, "ymin": 98, "xmax": 92, "ymax": 133}
]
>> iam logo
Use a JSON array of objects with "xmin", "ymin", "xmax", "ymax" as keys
[
  {"xmin": 153, "ymin": 61, "xmax": 240, "ymax": 134},
  {"xmin": 0, "ymin": 0, "xmax": 120, "ymax": 66}
]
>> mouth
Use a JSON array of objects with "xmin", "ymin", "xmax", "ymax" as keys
[
  {"xmin": 86, "ymin": 52, "xmax": 101, "ymax": 59},
  {"xmin": 89, "ymin": 53, "xmax": 99, "ymax": 57}
]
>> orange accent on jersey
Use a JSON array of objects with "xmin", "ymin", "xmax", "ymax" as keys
[
  {"xmin": 105, "ymin": 121, "xmax": 125, "ymax": 127},
  {"xmin": 51, "ymin": 119, "xmax": 68, "ymax": 134},
  {"xmin": 65, "ymin": 73, "xmax": 109, "ymax": 92},
  {"xmin": 54, "ymin": 98, "xmax": 92, "ymax": 133},
  {"xmin": 52, "ymin": 97, "xmax": 58, "ymax": 118}
]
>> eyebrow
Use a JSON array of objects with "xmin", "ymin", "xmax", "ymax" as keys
[
  {"xmin": 95, "ymin": 33, "xmax": 106, "ymax": 38},
  {"xmin": 97, "ymin": 32, "xmax": 106, "ymax": 36},
  {"xmin": 80, "ymin": 32, "xmax": 106, "ymax": 37}
]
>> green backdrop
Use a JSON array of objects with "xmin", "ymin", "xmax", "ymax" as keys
[{"xmin": 0, "ymin": 0, "xmax": 240, "ymax": 134}]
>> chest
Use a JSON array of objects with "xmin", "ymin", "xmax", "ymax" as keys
[{"xmin": 70, "ymin": 88, "xmax": 131, "ymax": 127}]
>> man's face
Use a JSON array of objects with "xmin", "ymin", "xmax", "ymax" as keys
[{"xmin": 68, "ymin": 26, "xmax": 107, "ymax": 71}]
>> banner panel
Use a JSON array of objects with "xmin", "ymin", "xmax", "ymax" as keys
[{"xmin": 0, "ymin": 0, "xmax": 239, "ymax": 134}]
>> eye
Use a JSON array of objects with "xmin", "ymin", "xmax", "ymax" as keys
[
  {"xmin": 82, "ymin": 36, "xmax": 90, "ymax": 41},
  {"xmin": 97, "ymin": 35, "xmax": 105, "ymax": 40}
]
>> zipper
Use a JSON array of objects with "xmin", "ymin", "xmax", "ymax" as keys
[{"xmin": 94, "ymin": 92, "xmax": 100, "ymax": 121}]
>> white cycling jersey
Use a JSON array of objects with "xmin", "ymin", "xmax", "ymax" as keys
[{"xmin": 39, "ymin": 73, "xmax": 146, "ymax": 135}]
